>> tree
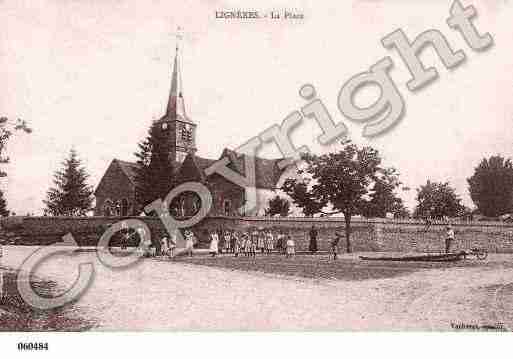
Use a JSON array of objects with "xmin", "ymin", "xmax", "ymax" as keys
[
  {"xmin": 0, "ymin": 117, "xmax": 32, "ymax": 178},
  {"xmin": 282, "ymin": 141, "xmax": 391, "ymax": 253},
  {"xmin": 390, "ymin": 201, "xmax": 410, "ymax": 219},
  {"xmin": 361, "ymin": 167, "xmax": 404, "ymax": 218},
  {"xmin": 264, "ymin": 195, "xmax": 291, "ymax": 217},
  {"xmin": 43, "ymin": 149, "xmax": 94, "ymax": 216},
  {"xmin": 134, "ymin": 121, "xmax": 174, "ymax": 210},
  {"xmin": 281, "ymin": 178, "xmax": 324, "ymax": 217},
  {"xmin": 0, "ymin": 117, "xmax": 31, "ymax": 216},
  {"xmin": 0, "ymin": 189, "xmax": 9, "ymax": 217},
  {"xmin": 414, "ymin": 180, "xmax": 463, "ymax": 219},
  {"xmin": 467, "ymin": 155, "xmax": 513, "ymax": 217}
]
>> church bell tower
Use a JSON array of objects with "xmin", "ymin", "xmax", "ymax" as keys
[{"xmin": 157, "ymin": 40, "xmax": 197, "ymax": 168}]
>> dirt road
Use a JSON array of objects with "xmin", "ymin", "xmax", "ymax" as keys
[{"xmin": 1, "ymin": 246, "xmax": 512, "ymax": 330}]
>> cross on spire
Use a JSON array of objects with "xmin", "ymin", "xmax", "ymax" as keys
[{"xmin": 175, "ymin": 26, "xmax": 183, "ymax": 52}]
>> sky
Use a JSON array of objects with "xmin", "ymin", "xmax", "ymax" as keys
[{"xmin": 1, "ymin": 0, "xmax": 512, "ymax": 215}]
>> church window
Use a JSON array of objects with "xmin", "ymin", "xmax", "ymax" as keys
[
  {"xmin": 191, "ymin": 195, "xmax": 200, "ymax": 214},
  {"xmin": 103, "ymin": 199, "xmax": 113, "ymax": 217},
  {"xmin": 179, "ymin": 196, "xmax": 186, "ymax": 218},
  {"xmin": 121, "ymin": 198, "xmax": 129, "ymax": 216},
  {"xmin": 114, "ymin": 201, "xmax": 121, "ymax": 216},
  {"xmin": 181, "ymin": 124, "xmax": 193, "ymax": 142}
]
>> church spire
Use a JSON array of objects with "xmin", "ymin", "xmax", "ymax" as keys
[{"xmin": 165, "ymin": 29, "xmax": 192, "ymax": 123}]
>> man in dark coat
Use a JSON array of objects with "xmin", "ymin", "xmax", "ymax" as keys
[{"xmin": 309, "ymin": 225, "xmax": 318, "ymax": 254}]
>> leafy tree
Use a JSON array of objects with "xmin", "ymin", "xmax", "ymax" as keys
[
  {"xmin": 264, "ymin": 195, "xmax": 291, "ymax": 217},
  {"xmin": 281, "ymin": 178, "xmax": 324, "ymax": 217},
  {"xmin": 282, "ymin": 141, "xmax": 391, "ymax": 253},
  {"xmin": 414, "ymin": 180, "xmax": 463, "ymax": 219},
  {"xmin": 43, "ymin": 149, "xmax": 94, "ymax": 216},
  {"xmin": 467, "ymin": 155, "xmax": 513, "ymax": 217},
  {"xmin": 390, "ymin": 201, "xmax": 410, "ymax": 219},
  {"xmin": 0, "ymin": 189, "xmax": 9, "ymax": 217},
  {"xmin": 0, "ymin": 117, "xmax": 31, "ymax": 216},
  {"xmin": 134, "ymin": 121, "xmax": 174, "ymax": 210},
  {"xmin": 361, "ymin": 167, "xmax": 403, "ymax": 218},
  {"xmin": 0, "ymin": 117, "xmax": 31, "ymax": 178}
]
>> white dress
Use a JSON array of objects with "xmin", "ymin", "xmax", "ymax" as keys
[
  {"xmin": 185, "ymin": 232, "xmax": 194, "ymax": 250},
  {"xmin": 286, "ymin": 239, "xmax": 295, "ymax": 255},
  {"xmin": 161, "ymin": 238, "xmax": 169, "ymax": 256},
  {"xmin": 209, "ymin": 233, "xmax": 219, "ymax": 253}
]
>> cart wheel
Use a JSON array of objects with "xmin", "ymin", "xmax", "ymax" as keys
[{"xmin": 477, "ymin": 250, "xmax": 488, "ymax": 260}]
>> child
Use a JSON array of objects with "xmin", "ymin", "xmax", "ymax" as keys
[
  {"xmin": 233, "ymin": 231, "xmax": 241, "ymax": 257},
  {"xmin": 244, "ymin": 233, "xmax": 252, "ymax": 257},
  {"xmin": 331, "ymin": 232, "xmax": 342, "ymax": 260},
  {"xmin": 209, "ymin": 230, "xmax": 219, "ymax": 257},
  {"xmin": 250, "ymin": 229, "xmax": 257, "ymax": 255},
  {"xmin": 137, "ymin": 227, "xmax": 149, "ymax": 257},
  {"xmin": 160, "ymin": 235, "xmax": 169, "ymax": 257},
  {"xmin": 266, "ymin": 230, "xmax": 274, "ymax": 255},
  {"xmin": 445, "ymin": 225, "xmax": 455, "ymax": 253},
  {"xmin": 218, "ymin": 229, "xmax": 225, "ymax": 255},
  {"xmin": 257, "ymin": 229, "xmax": 265, "ymax": 254},
  {"xmin": 251, "ymin": 234, "xmax": 257, "ymax": 257},
  {"xmin": 224, "ymin": 230, "xmax": 232, "ymax": 254},
  {"xmin": 277, "ymin": 230, "xmax": 286, "ymax": 255},
  {"xmin": 168, "ymin": 230, "xmax": 177, "ymax": 258},
  {"xmin": 184, "ymin": 230, "xmax": 195, "ymax": 257},
  {"xmin": 230, "ymin": 231, "xmax": 237, "ymax": 254},
  {"xmin": 286, "ymin": 234, "xmax": 295, "ymax": 258},
  {"xmin": 168, "ymin": 241, "xmax": 176, "ymax": 258}
]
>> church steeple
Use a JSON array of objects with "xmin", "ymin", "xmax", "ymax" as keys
[
  {"xmin": 165, "ymin": 43, "xmax": 192, "ymax": 124},
  {"xmin": 158, "ymin": 28, "xmax": 197, "ymax": 168}
]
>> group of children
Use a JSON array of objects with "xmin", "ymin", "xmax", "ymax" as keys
[{"xmin": 208, "ymin": 228, "xmax": 296, "ymax": 258}]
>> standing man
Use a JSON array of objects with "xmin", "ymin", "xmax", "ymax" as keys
[
  {"xmin": 230, "ymin": 230, "xmax": 236, "ymax": 254},
  {"xmin": 309, "ymin": 225, "xmax": 318, "ymax": 254},
  {"xmin": 445, "ymin": 225, "xmax": 455, "ymax": 254}
]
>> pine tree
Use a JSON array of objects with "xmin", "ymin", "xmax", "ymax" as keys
[
  {"xmin": 0, "ymin": 189, "xmax": 9, "ymax": 217},
  {"xmin": 43, "ymin": 149, "xmax": 93, "ymax": 216},
  {"xmin": 134, "ymin": 121, "xmax": 174, "ymax": 210}
]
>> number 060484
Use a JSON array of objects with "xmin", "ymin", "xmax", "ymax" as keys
[{"xmin": 17, "ymin": 342, "xmax": 49, "ymax": 351}]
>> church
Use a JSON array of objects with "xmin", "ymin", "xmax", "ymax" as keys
[{"xmin": 94, "ymin": 46, "xmax": 288, "ymax": 217}]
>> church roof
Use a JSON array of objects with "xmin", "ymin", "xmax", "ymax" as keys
[
  {"xmin": 94, "ymin": 159, "xmax": 139, "ymax": 196},
  {"xmin": 177, "ymin": 149, "xmax": 286, "ymax": 190},
  {"xmin": 101, "ymin": 150, "xmax": 286, "ymax": 192},
  {"xmin": 116, "ymin": 159, "xmax": 140, "ymax": 186}
]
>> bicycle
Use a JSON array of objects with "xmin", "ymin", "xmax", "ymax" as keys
[{"xmin": 459, "ymin": 247, "xmax": 488, "ymax": 260}]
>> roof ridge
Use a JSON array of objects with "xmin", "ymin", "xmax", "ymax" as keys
[{"xmin": 114, "ymin": 159, "xmax": 138, "ymax": 186}]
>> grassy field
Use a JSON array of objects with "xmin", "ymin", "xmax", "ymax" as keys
[
  {"xmin": 0, "ymin": 267, "xmax": 95, "ymax": 331},
  {"xmin": 173, "ymin": 253, "xmax": 505, "ymax": 281}
]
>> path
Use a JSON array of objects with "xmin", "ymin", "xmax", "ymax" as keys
[{"xmin": 1, "ymin": 246, "xmax": 512, "ymax": 330}]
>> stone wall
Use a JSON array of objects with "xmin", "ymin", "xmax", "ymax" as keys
[{"xmin": 2, "ymin": 216, "xmax": 513, "ymax": 253}]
